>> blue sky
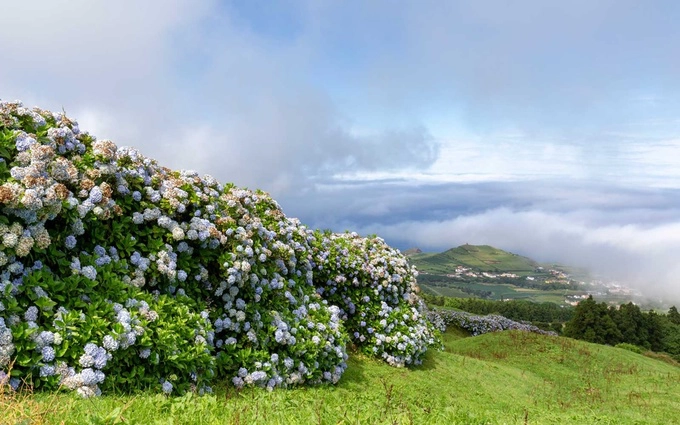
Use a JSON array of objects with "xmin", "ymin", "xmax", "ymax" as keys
[{"xmin": 2, "ymin": 1, "xmax": 680, "ymax": 300}]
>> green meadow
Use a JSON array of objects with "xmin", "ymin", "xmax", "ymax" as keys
[{"xmin": 6, "ymin": 329, "xmax": 679, "ymax": 425}]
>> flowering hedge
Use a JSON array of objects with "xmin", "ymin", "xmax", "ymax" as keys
[
  {"xmin": 0, "ymin": 100, "xmax": 437, "ymax": 397},
  {"xmin": 427, "ymin": 309, "xmax": 557, "ymax": 337},
  {"xmin": 311, "ymin": 232, "xmax": 438, "ymax": 366}
]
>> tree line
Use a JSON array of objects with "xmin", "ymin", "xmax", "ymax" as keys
[
  {"xmin": 563, "ymin": 296, "xmax": 680, "ymax": 360},
  {"xmin": 424, "ymin": 294, "xmax": 680, "ymax": 361}
]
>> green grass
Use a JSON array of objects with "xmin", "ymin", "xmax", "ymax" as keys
[
  {"xmin": 420, "ymin": 282, "xmax": 582, "ymax": 303},
  {"xmin": 420, "ymin": 284, "xmax": 475, "ymax": 298},
  {"xmin": 5, "ymin": 330, "xmax": 680, "ymax": 424}
]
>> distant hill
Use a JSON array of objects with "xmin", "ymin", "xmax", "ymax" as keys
[
  {"xmin": 409, "ymin": 244, "xmax": 586, "ymax": 303},
  {"xmin": 402, "ymin": 247, "xmax": 423, "ymax": 256},
  {"xmin": 411, "ymin": 244, "xmax": 540, "ymax": 275}
]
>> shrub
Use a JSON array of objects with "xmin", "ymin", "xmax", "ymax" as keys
[
  {"xmin": 311, "ymin": 231, "xmax": 439, "ymax": 366},
  {"xmin": 427, "ymin": 309, "xmax": 557, "ymax": 337},
  {"xmin": 615, "ymin": 343, "xmax": 643, "ymax": 354},
  {"xmin": 0, "ymin": 100, "xmax": 435, "ymax": 396}
]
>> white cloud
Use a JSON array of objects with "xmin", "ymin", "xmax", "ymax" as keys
[
  {"xmin": 3, "ymin": 0, "xmax": 680, "ymax": 304},
  {"xmin": 0, "ymin": 1, "xmax": 439, "ymax": 196},
  {"xmin": 355, "ymin": 208, "xmax": 680, "ymax": 302}
]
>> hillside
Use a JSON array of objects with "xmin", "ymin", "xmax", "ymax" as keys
[
  {"xmin": 12, "ymin": 330, "xmax": 680, "ymax": 424},
  {"xmin": 411, "ymin": 244, "xmax": 540, "ymax": 275},
  {"xmin": 409, "ymin": 245, "xmax": 584, "ymax": 303}
]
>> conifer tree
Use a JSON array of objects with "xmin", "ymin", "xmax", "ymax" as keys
[
  {"xmin": 668, "ymin": 306, "xmax": 680, "ymax": 325},
  {"xmin": 563, "ymin": 296, "xmax": 621, "ymax": 345}
]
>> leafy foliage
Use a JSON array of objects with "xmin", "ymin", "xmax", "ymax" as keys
[
  {"xmin": 563, "ymin": 296, "xmax": 680, "ymax": 361},
  {"xmin": 563, "ymin": 296, "xmax": 622, "ymax": 344}
]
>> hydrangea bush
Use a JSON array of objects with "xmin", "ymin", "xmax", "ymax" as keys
[
  {"xmin": 311, "ymin": 232, "xmax": 438, "ymax": 366},
  {"xmin": 427, "ymin": 309, "xmax": 557, "ymax": 337},
  {"xmin": 0, "ymin": 100, "xmax": 437, "ymax": 396}
]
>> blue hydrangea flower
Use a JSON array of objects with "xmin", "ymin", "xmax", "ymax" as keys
[
  {"xmin": 81, "ymin": 266, "xmax": 97, "ymax": 281},
  {"xmin": 89, "ymin": 187, "xmax": 103, "ymax": 203},
  {"xmin": 15, "ymin": 134, "xmax": 36, "ymax": 151},
  {"xmin": 80, "ymin": 368, "xmax": 99, "ymax": 386},
  {"xmin": 41, "ymin": 346, "xmax": 55, "ymax": 362},
  {"xmin": 24, "ymin": 306, "xmax": 38, "ymax": 322},
  {"xmin": 40, "ymin": 365, "xmax": 56, "ymax": 377}
]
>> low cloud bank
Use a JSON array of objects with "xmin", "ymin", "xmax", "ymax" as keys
[
  {"xmin": 357, "ymin": 208, "xmax": 680, "ymax": 303},
  {"xmin": 282, "ymin": 180, "xmax": 680, "ymax": 304}
]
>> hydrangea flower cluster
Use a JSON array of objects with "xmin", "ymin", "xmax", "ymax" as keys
[
  {"xmin": 311, "ymin": 232, "xmax": 439, "ymax": 366},
  {"xmin": 427, "ymin": 309, "xmax": 557, "ymax": 337},
  {"xmin": 0, "ymin": 100, "xmax": 438, "ymax": 396},
  {"xmin": 0, "ymin": 318, "xmax": 14, "ymax": 370}
]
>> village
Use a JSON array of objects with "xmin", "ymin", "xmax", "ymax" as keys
[
  {"xmin": 443, "ymin": 265, "xmax": 571, "ymax": 284},
  {"xmin": 440, "ymin": 266, "xmax": 642, "ymax": 307}
]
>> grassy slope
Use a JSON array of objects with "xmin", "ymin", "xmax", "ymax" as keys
[
  {"xmin": 422, "ymin": 281, "xmax": 581, "ymax": 303},
  {"xmin": 412, "ymin": 244, "xmax": 540, "ymax": 275},
  {"xmin": 411, "ymin": 245, "xmax": 581, "ymax": 302},
  {"xmin": 7, "ymin": 330, "xmax": 680, "ymax": 425}
]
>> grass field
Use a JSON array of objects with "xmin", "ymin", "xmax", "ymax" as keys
[
  {"xmin": 420, "ymin": 281, "xmax": 581, "ymax": 303},
  {"xmin": 5, "ymin": 329, "xmax": 679, "ymax": 424},
  {"xmin": 419, "ymin": 284, "xmax": 476, "ymax": 298}
]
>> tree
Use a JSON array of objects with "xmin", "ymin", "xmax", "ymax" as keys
[
  {"xmin": 563, "ymin": 296, "xmax": 622, "ymax": 345},
  {"xmin": 610, "ymin": 303, "xmax": 649, "ymax": 348},
  {"xmin": 668, "ymin": 306, "xmax": 680, "ymax": 325},
  {"xmin": 645, "ymin": 311, "xmax": 665, "ymax": 353}
]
